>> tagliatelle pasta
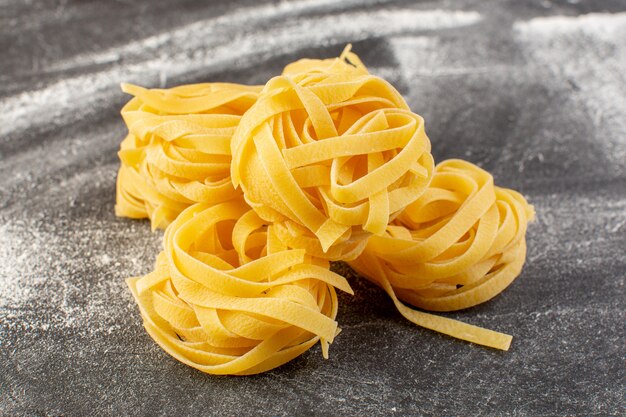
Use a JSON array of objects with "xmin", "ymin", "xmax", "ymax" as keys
[
  {"xmin": 127, "ymin": 199, "xmax": 353, "ymax": 375},
  {"xmin": 349, "ymin": 159, "xmax": 535, "ymax": 350},
  {"xmin": 120, "ymin": 47, "xmax": 536, "ymax": 372},
  {"xmin": 231, "ymin": 48, "xmax": 434, "ymax": 260},
  {"xmin": 116, "ymin": 82, "xmax": 261, "ymax": 229}
]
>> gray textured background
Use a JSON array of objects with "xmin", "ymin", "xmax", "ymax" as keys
[{"xmin": 1, "ymin": 0, "xmax": 625, "ymax": 415}]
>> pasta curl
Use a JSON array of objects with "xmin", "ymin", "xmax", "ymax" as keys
[
  {"xmin": 127, "ymin": 199, "xmax": 353, "ymax": 375},
  {"xmin": 231, "ymin": 52, "xmax": 434, "ymax": 260},
  {"xmin": 116, "ymin": 82, "xmax": 261, "ymax": 229},
  {"xmin": 348, "ymin": 159, "xmax": 535, "ymax": 350},
  {"xmin": 281, "ymin": 45, "xmax": 369, "ymax": 77}
]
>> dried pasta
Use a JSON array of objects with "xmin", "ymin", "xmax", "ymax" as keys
[
  {"xmin": 231, "ymin": 48, "xmax": 434, "ymax": 260},
  {"xmin": 120, "ymin": 47, "xmax": 536, "ymax": 373},
  {"xmin": 116, "ymin": 82, "xmax": 261, "ymax": 229},
  {"xmin": 348, "ymin": 159, "xmax": 535, "ymax": 350},
  {"xmin": 127, "ymin": 199, "xmax": 353, "ymax": 375}
]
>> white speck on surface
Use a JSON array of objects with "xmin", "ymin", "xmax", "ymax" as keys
[{"xmin": 100, "ymin": 254, "xmax": 112, "ymax": 265}]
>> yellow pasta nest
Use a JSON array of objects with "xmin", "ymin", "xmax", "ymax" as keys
[
  {"xmin": 116, "ymin": 82, "xmax": 261, "ymax": 229},
  {"xmin": 126, "ymin": 199, "xmax": 353, "ymax": 375},
  {"xmin": 349, "ymin": 159, "xmax": 535, "ymax": 350},
  {"xmin": 231, "ymin": 56, "xmax": 434, "ymax": 260},
  {"xmin": 120, "ymin": 48, "xmax": 536, "ymax": 373}
]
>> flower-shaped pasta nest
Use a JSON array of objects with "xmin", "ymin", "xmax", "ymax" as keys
[
  {"xmin": 231, "ymin": 57, "xmax": 434, "ymax": 260},
  {"xmin": 127, "ymin": 200, "xmax": 352, "ymax": 375},
  {"xmin": 349, "ymin": 159, "xmax": 535, "ymax": 349},
  {"xmin": 116, "ymin": 82, "xmax": 260, "ymax": 229}
]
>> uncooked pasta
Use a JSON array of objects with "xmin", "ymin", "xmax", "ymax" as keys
[
  {"xmin": 116, "ymin": 82, "xmax": 261, "ymax": 229},
  {"xmin": 127, "ymin": 199, "xmax": 353, "ymax": 375},
  {"xmin": 231, "ymin": 49, "xmax": 434, "ymax": 260},
  {"xmin": 349, "ymin": 159, "xmax": 535, "ymax": 350},
  {"xmin": 121, "ymin": 48, "xmax": 535, "ymax": 374}
]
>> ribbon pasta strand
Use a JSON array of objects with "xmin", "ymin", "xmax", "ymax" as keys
[
  {"xmin": 281, "ymin": 44, "xmax": 369, "ymax": 77},
  {"xmin": 127, "ymin": 199, "xmax": 353, "ymax": 375},
  {"xmin": 349, "ymin": 159, "xmax": 535, "ymax": 350},
  {"xmin": 116, "ymin": 82, "xmax": 261, "ymax": 230}
]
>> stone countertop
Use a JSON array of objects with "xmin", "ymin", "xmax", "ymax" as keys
[{"xmin": 1, "ymin": 1, "xmax": 624, "ymax": 415}]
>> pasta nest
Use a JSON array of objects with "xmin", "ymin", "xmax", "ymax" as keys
[
  {"xmin": 350, "ymin": 159, "xmax": 535, "ymax": 313},
  {"xmin": 230, "ymin": 57, "xmax": 434, "ymax": 260},
  {"xmin": 116, "ymin": 82, "xmax": 260, "ymax": 230},
  {"xmin": 127, "ymin": 199, "xmax": 353, "ymax": 375}
]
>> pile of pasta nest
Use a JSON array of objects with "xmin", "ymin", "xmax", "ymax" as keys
[{"xmin": 117, "ymin": 46, "xmax": 535, "ymax": 376}]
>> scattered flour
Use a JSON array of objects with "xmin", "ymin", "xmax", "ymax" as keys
[
  {"xmin": 515, "ymin": 12, "xmax": 626, "ymax": 42},
  {"xmin": 0, "ymin": 223, "xmax": 37, "ymax": 307},
  {"xmin": 0, "ymin": 212, "xmax": 161, "ymax": 337},
  {"xmin": 0, "ymin": 4, "xmax": 481, "ymax": 139},
  {"xmin": 514, "ymin": 13, "xmax": 626, "ymax": 163}
]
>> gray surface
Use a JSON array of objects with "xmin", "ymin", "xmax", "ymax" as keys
[{"xmin": 1, "ymin": 0, "xmax": 625, "ymax": 415}]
